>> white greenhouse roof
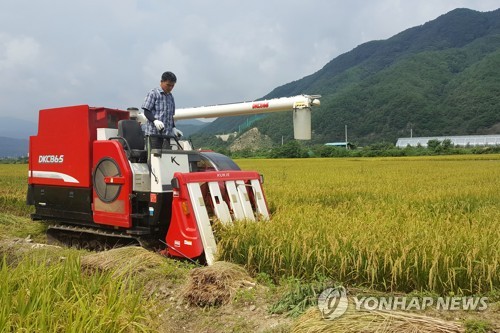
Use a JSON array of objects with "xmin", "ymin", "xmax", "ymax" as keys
[{"xmin": 396, "ymin": 135, "xmax": 500, "ymax": 148}]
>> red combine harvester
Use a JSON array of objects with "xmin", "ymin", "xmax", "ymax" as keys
[{"xmin": 27, "ymin": 95, "xmax": 320, "ymax": 264}]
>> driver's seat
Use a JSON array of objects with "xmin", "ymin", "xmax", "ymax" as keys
[{"xmin": 117, "ymin": 120, "xmax": 147, "ymax": 162}]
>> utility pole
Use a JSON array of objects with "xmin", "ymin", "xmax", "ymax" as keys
[
  {"xmin": 345, "ymin": 125, "xmax": 348, "ymax": 149},
  {"xmin": 408, "ymin": 122, "xmax": 413, "ymax": 138}
]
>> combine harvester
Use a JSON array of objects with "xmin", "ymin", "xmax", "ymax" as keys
[{"xmin": 27, "ymin": 95, "xmax": 320, "ymax": 264}]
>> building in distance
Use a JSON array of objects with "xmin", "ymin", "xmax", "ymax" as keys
[{"xmin": 396, "ymin": 135, "xmax": 500, "ymax": 148}]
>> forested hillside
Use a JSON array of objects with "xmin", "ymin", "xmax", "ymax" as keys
[{"xmin": 193, "ymin": 8, "xmax": 500, "ymax": 147}]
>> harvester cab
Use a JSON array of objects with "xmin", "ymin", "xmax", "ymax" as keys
[{"xmin": 27, "ymin": 95, "xmax": 320, "ymax": 264}]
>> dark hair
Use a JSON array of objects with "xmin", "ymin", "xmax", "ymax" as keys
[{"xmin": 161, "ymin": 71, "xmax": 177, "ymax": 82}]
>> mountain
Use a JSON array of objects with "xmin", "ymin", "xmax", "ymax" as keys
[
  {"xmin": 0, "ymin": 117, "xmax": 36, "ymax": 157},
  {"xmin": 0, "ymin": 137, "xmax": 28, "ymax": 157},
  {"xmin": 195, "ymin": 8, "xmax": 500, "ymax": 146},
  {"xmin": 0, "ymin": 117, "xmax": 38, "ymax": 139},
  {"xmin": 175, "ymin": 119, "xmax": 209, "ymax": 137}
]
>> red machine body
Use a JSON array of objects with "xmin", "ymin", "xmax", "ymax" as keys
[
  {"xmin": 28, "ymin": 105, "xmax": 130, "ymax": 224},
  {"xmin": 29, "ymin": 105, "xmax": 128, "ymax": 188},
  {"xmin": 92, "ymin": 140, "xmax": 133, "ymax": 228}
]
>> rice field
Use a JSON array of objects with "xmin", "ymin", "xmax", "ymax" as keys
[
  {"xmin": 0, "ymin": 164, "xmax": 32, "ymax": 217},
  {"xmin": 1, "ymin": 155, "xmax": 499, "ymax": 296},
  {"xmin": 219, "ymin": 155, "xmax": 500, "ymax": 295}
]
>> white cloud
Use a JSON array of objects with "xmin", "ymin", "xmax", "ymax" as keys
[
  {"xmin": 0, "ymin": 34, "xmax": 40, "ymax": 71},
  {"xmin": 0, "ymin": 0, "xmax": 498, "ymax": 121},
  {"xmin": 143, "ymin": 42, "xmax": 188, "ymax": 84}
]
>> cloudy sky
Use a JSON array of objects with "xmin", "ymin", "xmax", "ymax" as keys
[{"xmin": 0, "ymin": 0, "xmax": 499, "ymax": 122}]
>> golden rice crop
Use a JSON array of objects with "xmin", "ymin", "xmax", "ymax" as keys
[
  {"xmin": 0, "ymin": 252, "xmax": 154, "ymax": 332},
  {"xmin": 219, "ymin": 155, "xmax": 500, "ymax": 294},
  {"xmin": 0, "ymin": 164, "xmax": 32, "ymax": 216}
]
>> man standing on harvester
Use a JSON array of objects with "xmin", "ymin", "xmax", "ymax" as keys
[{"xmin": 142, "ymin": 71, "xmax": 183, "ymax": 148}]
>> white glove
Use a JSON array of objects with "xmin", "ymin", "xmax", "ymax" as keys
[
  {"xmin": 153, "ymin": 120, "xmax": 164, "ymax": 131},
  {"xmin": 173, "ymin": 127, "xmax": 183, "ymax": 138}
]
